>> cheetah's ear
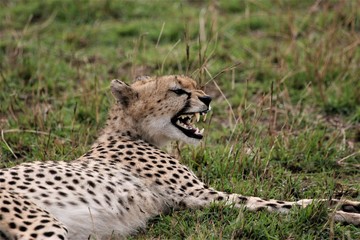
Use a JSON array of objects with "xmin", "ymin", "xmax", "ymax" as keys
[{"xmin": 111, "ymin": 79, "xmax": 138, "ymax": 107}]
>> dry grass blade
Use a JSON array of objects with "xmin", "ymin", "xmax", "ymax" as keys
[
  {"xmin": 1, "ymin": 129, "xmax": 67, "ymax": 141},
  {"xmin": 1, "ymin": 130, "xmax": 17, "ymax": 159}
]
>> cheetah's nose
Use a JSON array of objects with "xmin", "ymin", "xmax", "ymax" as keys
[{"xmin": 198, "ymin": 95, "xmax": 212, "ymax": 107}]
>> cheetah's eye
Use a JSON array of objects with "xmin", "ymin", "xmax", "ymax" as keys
[{"xmin": 170, "ymin": 89, "xmax": 188, "ymax": 95}]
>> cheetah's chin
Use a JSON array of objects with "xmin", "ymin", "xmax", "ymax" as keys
[{"xmin": 171, "ymin": 110, "xmax": 208, "ymax": 139}]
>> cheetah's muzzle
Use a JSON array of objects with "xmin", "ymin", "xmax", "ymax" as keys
[{"xmin": 171, "ymin": 110, "xmax": 209, "ymax": 139}]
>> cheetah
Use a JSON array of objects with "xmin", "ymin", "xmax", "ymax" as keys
[{"xmin": 1, "ymin": 75, "xmax": 359, "ymax": 239}]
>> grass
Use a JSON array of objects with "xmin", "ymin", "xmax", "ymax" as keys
[{"xmin": 1, "ymin": 0, "xmax": 360, "ymax": 239}]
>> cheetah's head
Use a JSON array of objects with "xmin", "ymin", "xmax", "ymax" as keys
[{"xmin": 110, "ymin": 75, "xmax": 211, "ymax": 147}]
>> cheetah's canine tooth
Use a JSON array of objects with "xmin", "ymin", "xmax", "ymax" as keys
[{"xmin": 195, "ymin": 112, "xmax": 200, "ymax": 122}]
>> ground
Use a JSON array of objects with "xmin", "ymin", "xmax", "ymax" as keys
[{"xmin": 0, "ymin": 0, "xmax": 360, "ymax": 239}]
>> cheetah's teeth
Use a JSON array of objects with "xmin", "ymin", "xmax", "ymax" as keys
[
  {"xmin": 179, "ymin": 114, "xmax": 191, "ymax": 120},
  {"xmin": 203, "ymin": 113, "xmax": 207, "ymax": 122},
  {"xmin": 194, "ymin": 128, "xmax": 204, "ymax": 135},
  {"xmin": 199, "ymin": 128, "xmax": 204, "ymax": 134},
  {"xmin": 195, "ymin": 112, "xmax": 200, "ymax": 122}
]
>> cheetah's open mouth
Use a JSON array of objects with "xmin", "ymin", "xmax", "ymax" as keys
[{"xmin": 171, "ymin": 111, "xmax": 208, "ymax": 139}]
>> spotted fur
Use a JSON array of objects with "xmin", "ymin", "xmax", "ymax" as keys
[{"xmin": 1, "ymin": 75, "xmax": 359, "ymax": 239}]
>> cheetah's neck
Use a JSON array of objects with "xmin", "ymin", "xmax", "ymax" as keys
[
  {"xmin": 95, "ymin": 104, "xmax": 171, "ymax": 147},
  {"xmin": 94, "ymin": 105, "xmax": 141, "ymax": 145}
]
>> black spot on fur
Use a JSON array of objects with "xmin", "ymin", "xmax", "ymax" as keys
[
  {"xmin": 266, "ymin": 203, "xmax": 278, "ymax": 209},
  {"xmin": 1, "ymin": 207, "xmax": 9, "ymax": 213},
  {"xmin": 66, "ymin": 185, "xmax": 75, "ymax": 191},
  {"xmin": 342, "ymin": 204, "xmax": 360, "ymax": 213},
  {"xmin": 43, "ymin": 232, "xmax": 55, "ymax": 237},
  {"xmin": 139, "ymin": 158, "xmax": 147, "ymax": 162},
  {"xmin": 88, "ymin": 181, "xmax": 95, "ymax": 188},
  {"xmin": 106, "ymin": 186, "xmax": 115, "ymax": 193},
  {"xmin": 79, "ymin": 197, "xmax": 88, "ymax": 204},
  {"xmin": 13, "ymin": 206, "xmax": 22, "ymax": 214},
  {"xmin": 8, "ymin": 222, "xmax": 16, "ymax": 229},
  {"xmin": 238, "ymin": 196, "xmax": 248, "ymax": 204},
  {"xmin": 282, "ymin": 204, "xmax": 292, "ymax": 209},
  {"xmin": 34, "ymin": 225, "xmax": 45, "ymax": 230}
]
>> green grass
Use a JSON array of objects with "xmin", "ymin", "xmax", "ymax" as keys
[{"xmin": 1, "ymin": 0, "xmax": 360, "ymax": 239}]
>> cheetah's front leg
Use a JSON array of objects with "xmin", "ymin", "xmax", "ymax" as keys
[
  {"xmin": 296, "ymin": 198, "xmax": 360, "ymax": 225},
  {"xmin": 176, "ymin": 186, "xmax": 360, "ymax": 226}
]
